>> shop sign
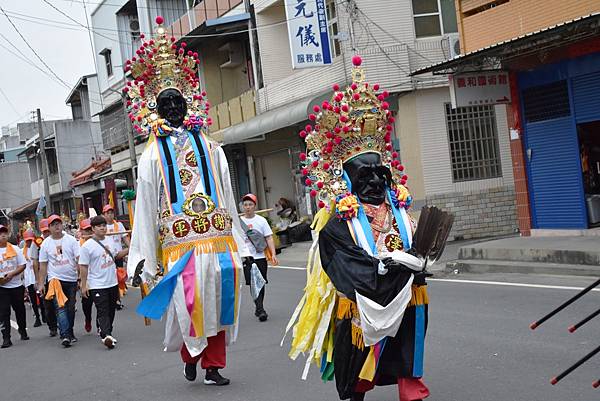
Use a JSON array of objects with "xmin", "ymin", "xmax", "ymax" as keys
[
  {"xmin": 285, "ymin": 0, "xmax": 332, "ymax": 69},
  {"xmin": 449, "ymin": 71, "xmax": 511, "ymax": 108}
]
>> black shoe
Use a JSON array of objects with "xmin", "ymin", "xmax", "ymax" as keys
[
  {"xmin": 1, "ymin": 338, "xmax": 12, "ymax": 348},
  {"xmin": 183, "ymin": 363, "xmax": 197, "ymax": 381},
  {"xmin": 116, "ymin": 302, "xmax": 124, "ymax": 310},
  {"xmin": 34, "ymin": 317, "xmax": 42, "ymax": 327},
  {"xmin": 350, "ymin": 392, "xmax": 366, "ymax": 401},
  {"xmin": 61, "ymin": 337, "xmax": 71, "ymax": 348},
  {"xmin": 204, "ymin": 369, "xmax": 230, "ymax": 386},
  {"xmin": 254, "ymin": 309, "xmax": 260, "ymax": 317},
  {"xmin": 49, "ymin": 328, "xmax": 57, "ymax": 337},
  {"xmin": 19, "ymin": 331, "xmax": 29, "ymax": 341},
  {"xmin": 70, "ymin": 335, "xmax": 78, "ymax": 343},
  {"xmin": 258, "ymin": 310, "xmax": 268, "ymax": 322}
]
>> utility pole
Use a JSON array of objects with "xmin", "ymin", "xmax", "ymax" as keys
[
  {"xmin": 36, "ymin": 108, "xmax": 52, "ymax": 215},
  {"xmin": 122, "ymin": 94, "xmax": 138, "ymax": 190}
]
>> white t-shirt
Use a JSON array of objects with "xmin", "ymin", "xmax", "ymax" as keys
[
  {"xmin": 107, "ymin": 221, "xmax": 126, "ymax": 253},
  {"xmin": 39, "ymin": 234, "xmax": 80, "ymax": 283},
  {"xmin": 22, "ymin": 246, "xmax": 36, "ymax": 287},
  {"xmin": 240, "ymin": 214, "xmax": 273, "ymax": 259},
  {"xmin": 79, "ymin": 238, "xmax": 118, "ymax": 290},
  {"xmin": 0, "ymin": 245, "xmax": 26, "ymax": 288}
]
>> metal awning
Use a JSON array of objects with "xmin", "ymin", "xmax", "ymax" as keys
[
  {"xmin": 218, "ymin": 92, "xmax": 330, "ymax": 144},
  {"xmin": 10, "ymin": 198, "xmax": 39, "ymax": 215},
  {"xmin": 411, "ymin": 13, "xmax": 600, "ymax": 76}
]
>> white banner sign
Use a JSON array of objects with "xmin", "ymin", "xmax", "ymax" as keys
[
  {"xmin": 285, "ymin": 0, "xmax": 332, "ymax": 69},
  {"xmin": 449, "ymin": 71, "xmax": 511, "ymax": 108}
]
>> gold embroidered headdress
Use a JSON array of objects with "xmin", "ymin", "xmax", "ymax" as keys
[
  {"xmin": 300, "ymin": 56, "xmax": 409, "ymax": 213},
  {"xmin": 123, "ymin": 16, "xmax": 210, "ymax": 136}
]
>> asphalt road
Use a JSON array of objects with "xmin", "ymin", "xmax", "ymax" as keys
[{"xmin": 1, "ymin": 268, "xmax": 598, "ymax": 401}]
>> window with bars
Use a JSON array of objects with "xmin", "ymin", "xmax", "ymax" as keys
[{"xmin": 444, "ymin": 103, "xmax": 502, "ymax": 182}]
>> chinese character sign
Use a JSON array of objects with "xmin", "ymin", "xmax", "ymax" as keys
[
  {"xmin": 449, "ymin": 71, "xmax": 512, "ymax": 108},
  {"xmin": 285, "ymin": 0, "xmax": 332, "ymax": 69}
]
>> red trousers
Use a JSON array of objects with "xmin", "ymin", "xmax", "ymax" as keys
[
  {"xmin": 180, "ymin": 330, "xmax": 226, "ymax": 369},
  {"xmin": 355, "ymin": 377, "xmax": 429, "ymax": 401}
]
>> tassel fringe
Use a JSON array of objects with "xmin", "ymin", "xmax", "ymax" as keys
[
  {"xmin": 351, "ymin": 323, "xmax": 365, "ymax": 350},
  {"xmin": 161, "ymin": 236, "xmax": 237, "ymax": 266},
  {"xmin": 409, "ymin": 285, "xmax": 429, "ymax": 306}
]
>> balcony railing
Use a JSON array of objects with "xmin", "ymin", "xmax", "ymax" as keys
[
  {"xmin": 209, "ymin": 90, "xmax": 256, "ymax": 132},
  {"xmin": 168, "ymin": 0, "xmax": 244, "ymax": 39}
]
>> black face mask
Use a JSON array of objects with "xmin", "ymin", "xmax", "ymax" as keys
[
  {"xmin": 156, "ymin": 88, "xmax": 187, "ymax": 127},
  {"xmin": 343, "ymin": 152, "xmax": 391, "ymax": 205}
]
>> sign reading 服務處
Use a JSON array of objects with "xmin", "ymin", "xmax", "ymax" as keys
[
  {"xmin": 285, "ymin": 0, "xmax": 332, "ymax": 69},
  {"xmin": 449, "ymin": 71, "xmax": 512, "ymax": 108}
]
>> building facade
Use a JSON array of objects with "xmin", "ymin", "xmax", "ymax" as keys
[{"xmin": 414, "ymin": 1, "xmax": 600, "ymax": 235}]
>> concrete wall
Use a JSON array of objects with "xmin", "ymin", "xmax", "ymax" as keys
[
  {"xmin": 53, "ymin": 120, "xmax": 103, "ymax": 196},
  {"xmin": 0, "ymin": 162, "xmax": 33, "ymax": 211},
  {"xmin": 457, "ymin": 0, "xmax": 600, "ymax": 53},
  {"xmin": 427, "ymin": 185, "xmax": 518, "ymax": 240}
]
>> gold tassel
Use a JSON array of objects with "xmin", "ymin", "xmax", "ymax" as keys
[
  {"xmin": 409, "ymin": 285, "xmax": 429, "ymax": 306},
  {"xmin": 336, "ymin": 297, "xmax": 361, "ymax": 320},
  {"xmin": 351, "ymin": 323, "xmax": 365, "ymax": 350},
  {"xmin": 161, "ymin": 236, "xmax": 238, "ymax": 266}
]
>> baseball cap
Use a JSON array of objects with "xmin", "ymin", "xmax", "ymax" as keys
[
  {"xmin": 23, "ymin": 230, "xmax": 35, "ymax": 240},
  {"xmin": 39, "ymin": 219, "xmax": 49, "ymax": 232},
  {"xmin": 47, "ymin": 214, "xmax": 62, "ymax": 225},
  {"xmin": 241, "ymin": 193, "xmax": 257, "ymax": 205},
  {"xmin": 79, "ymin": 219, "xmax": 91, "ymax": 230},
  {"xmin": 0, "ymin": 225, "xmax": 8, "ymax": 233},
  {"xmin": 102, "ymin": 204, "xmax": 114, "ymax": 213}
]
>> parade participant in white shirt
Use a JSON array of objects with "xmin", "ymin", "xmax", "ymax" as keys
[
  {"xmin": 102, "ymin": 205, "xmax": 129, "ymax": 306},
  {"xmin": 22, "ymin": 230, "xmax": 44, "ymax": 328},
  {"xmin": 0, "ymin": 224, "xmax": 29, "ymax": 348},
  {"xmin": 35, "ymin": 219, "xmax": 56, "ymax": 336},
  {"xmin": 38, "ymin": 215, "xmax": 80, "ymax": 348},
  {"xmin": 78, "ymin": 219, "xmax": 96, "ymax": 334},
  {"xmin": 80, "ymin": 216, "xmax": 127, "ymax": 349},
  {"xmin": 240, "ymin": 194, "xmax": 278, "ymax": 322}
]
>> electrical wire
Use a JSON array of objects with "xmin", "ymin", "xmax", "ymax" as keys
[
  {"xmin": 0, "ymin": 86, "xmax": 21, "ymax": 117},
  {"xmin": 0, "ymin": 6, "xmax": 73, "ymax": 90}
]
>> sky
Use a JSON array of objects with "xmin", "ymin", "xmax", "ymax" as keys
[{"xmin": 0, "ymin": 0, "xmax": 100, "ymax": 126}]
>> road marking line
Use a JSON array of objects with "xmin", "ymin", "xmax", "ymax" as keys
[
  {"xmin": 430, "ymin": 278, "xmax": 600, "ymax": 292},
  {"xmin": 275, "ymin": 265, "xmax": 599, "ymax": 292},
  {"xmin": 10, "ymin": 320, "xmax": 18, "ymax": 330},
  {"xmin": 274, "ymin": 265, "xmax": 306, "ymax": 270}
]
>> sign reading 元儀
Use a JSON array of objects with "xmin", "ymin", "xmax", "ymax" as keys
[
  {"xmin": 285, "ymin": 0, "xmax": 332, "ymax": 69},
  {"xmin": 449, "ymin": 71, "xmax": 512, "ymax": 108}
]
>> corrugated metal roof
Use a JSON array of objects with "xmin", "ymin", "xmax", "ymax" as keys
[{"xmin": 411, "ymin": 13, "xmax": 600, "ymax": 76}]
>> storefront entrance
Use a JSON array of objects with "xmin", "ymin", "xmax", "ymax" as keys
[{"xmin": 520, "ymin": 52, "xmax": 600, "ymax": 229}]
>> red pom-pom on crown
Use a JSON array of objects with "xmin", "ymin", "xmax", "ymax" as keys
[
  {"xmin": 155, "ymin": 16, "xmax": 164, "ymax": 25},
  {"xmin": 352, "ymin": 55, "xmax": 362, "ymax": 66}
]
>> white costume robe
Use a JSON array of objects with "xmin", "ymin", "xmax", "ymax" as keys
[{"xmin": 127, "ymin": 128, "xmax": 250, "ymax": 357}]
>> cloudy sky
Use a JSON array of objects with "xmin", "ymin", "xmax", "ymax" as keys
[{"xmin": 0, "ymin": 0, "xmax": 100, "ymax": 126}]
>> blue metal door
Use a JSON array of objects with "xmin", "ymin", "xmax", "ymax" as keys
[
  {"xmin": 523, "ymin": 117, "xmax": 587, "ymax": 228},
  {"xmin": 572, "ymin": 71, "xmax": 600, "ymax": 123}
]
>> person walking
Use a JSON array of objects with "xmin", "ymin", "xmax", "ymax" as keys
[
  {"xmin": 79, "ymin": 216, "xmax": 126, "ymax": 349},
  {"xmin": 78, "ymin": 219, "xmax": 96, "ymax": 334},
  {"xmin": 22, "ymin": 230, "xmax": 45, "ymax": 327},
  {"xmin": 0, "ymin": 224, "xmax": 29, "ymax": 348},
  {"xmin": 240, "ymin": 194, "xmax": 278, "ymax": 322},
  {"xmin": 34, "ymin": 219, "xmax": 57, "ymax": 336},
  {"xmin": 38, "ymin": 215, "xmax": 80, "ymax": 348},
  {"xmin": 102, "ymin": 205, "xmax": 129, "ymax": 307}
]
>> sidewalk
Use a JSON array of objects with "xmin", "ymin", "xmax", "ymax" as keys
[{"xmin": 447, "ymin": 235, "xmax": 600, "ymax": 277}]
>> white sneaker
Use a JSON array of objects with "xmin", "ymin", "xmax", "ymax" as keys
[{"xmin": 102, "ymin": 335, "xmax": 115, "ymax": 349}]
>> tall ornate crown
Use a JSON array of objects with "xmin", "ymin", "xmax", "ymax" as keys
[
  {"xmin": 123, "ymin": 16, "xmax": 211, "ymax": 135},
  {"xmin": 300, "ymin": 56, "xmax": 409, "ymax": 212}
]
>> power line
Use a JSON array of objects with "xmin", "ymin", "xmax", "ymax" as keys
[
  {"xmin": 0, "ymin": 87, "xmax": 21, "ymax": 117},
  {"xmin": 0, "ymin": 6, "xmax": 73, "ymax": 90}
]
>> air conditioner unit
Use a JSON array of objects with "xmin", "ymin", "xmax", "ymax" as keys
[
  {"xmin": 446, "ymin": 34, "xmax": 461, "ymax": 59},
  {"xmin": 218, "ymin": 42, "xmax": 244, "ymax": 69}
]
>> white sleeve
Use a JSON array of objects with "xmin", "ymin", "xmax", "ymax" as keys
[
  {"xmin": 127, "ymin": 148, "xmax": 160, "ymax": 283},
  {"xmin": 39, "ymin": 241, "xmax": 48, "ymax": 263},
  {"xmin": 214, "ymin": 145, "xmax": 251, "ymax": 258},
  {"xmin": 260, "ymin": 216, "xmax": 273, "ymax": 237},
  {"xmin": 15, "ymin": 248, "xmax": 26, "ymax": 266},
  {"xmin": 71, "ymin": 236, "xmax": 80, "ymax": 258},
  {"xmin": 79, "ymin": 244, "xmax": 90, "ymax": 266}
]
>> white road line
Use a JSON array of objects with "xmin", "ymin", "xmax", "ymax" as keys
[
  {"xmin": 428, "ymin": 278, "xmax": 600, "ymax": 292},
  {"xmin": 275, "ymin": 265, "xmax": 600, "ymax": 292},
  {"xmin": 274, "ymin": 265, "xmax": 306, "ymax": 270}
]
